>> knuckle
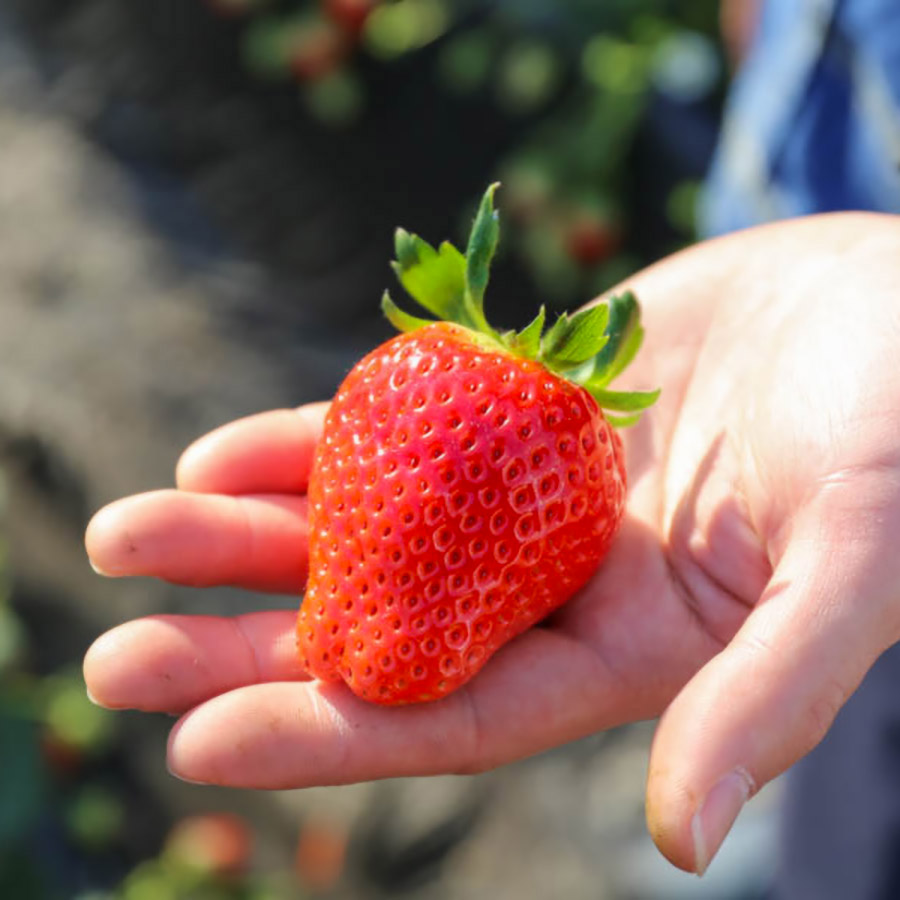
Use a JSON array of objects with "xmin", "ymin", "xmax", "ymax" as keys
[{"xmin": 801, "ymin": 675, "xmax": 849, "ymax": 752}]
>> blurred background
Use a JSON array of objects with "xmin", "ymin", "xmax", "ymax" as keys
[{"xmin": 0, "ymin": 1, "xmax": 780, "ymax": 898}]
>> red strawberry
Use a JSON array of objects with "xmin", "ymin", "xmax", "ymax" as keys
[
  {"xmin": 288, "ymin": 18, "xmax": 349, "ymax": 82},
  {"xmin": 564, "ymin": 211, "xmax": 622, "ymax": 267},
  {"xmin": 297, "ymin": 184, "xmax": 658, "ymax": 705},
  {"xmin": 323, "ymin": 0, "xmax": 377, "ymax": 35},
  {"xmin": 164, "ymin": 813, "xmax": 253, "ymax": 879}
]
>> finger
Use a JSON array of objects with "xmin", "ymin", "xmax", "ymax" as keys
[
  {"xmin": 86, "ymin": 490, "xmax": 308, "ymax": 592},
  {"xmin": 176, "ymin": 403, "xmax": 330, "ymax": 495},
  {"xmin": 646, "ymin": 476, "xmax": 900, "ymax": 874},
  {"xmin": 164, "ymin": 627, "xmax": 633, "ymax": 789},
  {"xmin": 84, "ymin": 612, "xmax": 308, "ymax": 712}
]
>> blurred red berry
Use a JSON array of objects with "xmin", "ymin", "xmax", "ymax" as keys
[
  {"xmin": 324, "ymin": 0, "xmax": 377, "ymax": 35},
  {"xmin": 164, "ymin": 813, "xmax": 253, "ymax": 879},
  {"xmin": 294, "ymin": 818, "xmax": 349, "ymax": 891},
  {"xmin": 41, "ymin": 730, "xmax": 84, "ymax": 777},
  {"xmin": 564, "ymin": 213, "xmax": 622, "ymax": 266},
  {"xmin": 289, "ymin": 19, "xmax": 350, "ymax": 82}
]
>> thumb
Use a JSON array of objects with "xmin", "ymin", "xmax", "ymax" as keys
[{"xmin": 646, "ymin": 482, "xmax": 900, "ymax": 874}]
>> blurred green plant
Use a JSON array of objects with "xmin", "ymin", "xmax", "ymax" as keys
[
  {"xmin": 204, "ymin": 0, "xmax": 725, "ymax": 304},
  {"xmin": 0, "ymin": 467, "xmax": 312, "ymax": 899},
  {"xmin": 115, "ymin": 811, "xmax": 262, "ymax": 900},
  {"xmin": 0, "ymin": 468, "xmax": 46, "ymax": 895},
  {"xmin": 65, "ymin": 785, "xmax": 125, "ymax": 852},
  {"xmin": 0, "ymin": 463, "xmax": 122, "ymax": 896}
]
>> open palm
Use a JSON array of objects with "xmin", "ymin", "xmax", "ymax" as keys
[{"xmin": 85, "ymin": 213, "xmax": 900, "ymax": 872}]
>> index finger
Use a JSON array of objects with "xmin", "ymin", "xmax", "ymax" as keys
[{"xmin": 176, "ymin": 403, "xmax": 330, "ymax": 496}]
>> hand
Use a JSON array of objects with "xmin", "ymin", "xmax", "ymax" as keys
[{"xmin": 84, "ymin": 212, "xmax": 900, "ymax": 874}]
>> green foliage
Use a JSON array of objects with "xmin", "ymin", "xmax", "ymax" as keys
[
  {"xmin": 0, "ymin": 603, "xmax": 25, "ymax": 673},
  {"xmin": 0, "ymin": 711, "xmax": 46, "ymax": 845},
  {"xmin": 42, "ymin": 672, "xmax": 114, "ymax": 752},
  {"xmin": 391, "ymin": 231, "xmax": 467, "ymax": 323},
  {"xmin": 504, "ymin": 306, "xmax": 545, "ymax": 359},
  {"xmin": 386, "ymin": 184, "xmax": 659, "ymax": 423},
  {"xmin": 0, "ymin": 466, "xmax": 304, "ymax": 899},
  {"xmin": 463, "ymin": 182, "xmax": 501, "ymax": 332},
  {"xmin": 207, "ymin": 0, "xmax": 726, "ymax": 305},
  {"xmin": 583, "ymin": 291, "xmax": 645, "ymax": 388},
  {"xmin": 540, "ymin": 305, "xmax": 610, "ymax": 368}
]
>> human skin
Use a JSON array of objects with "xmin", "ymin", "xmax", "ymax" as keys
[
  {"xmin": 84, "ymin": 213, "xmax": 900, "ymax": 873},
  {"xmin": 720, "ymin": 0, "xmax": 764, "ymax": 64}
]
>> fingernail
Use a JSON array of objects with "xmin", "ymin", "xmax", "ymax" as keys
[
  {"xmin": 167, "ymin": 763, "xmax": 209, "ymax": 786},
  {"xmin": 691, "ymin": 767, "xmax": 755, "ymax": 876},
  {"xmin": 86, "ymin": 687, "xmax": 103, "ymax": 707},
  {"xmin": 89, "ymin": 557, "xmax": 112, "ymax": 577}
]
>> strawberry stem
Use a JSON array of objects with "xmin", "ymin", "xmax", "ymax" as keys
[{"xmin": 382, "ymin": 183, "xmax": 659, "ymax": 425}]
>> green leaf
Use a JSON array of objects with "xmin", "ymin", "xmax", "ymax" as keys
[
  {"xmin": 590, "ymin": 387, "xmax": 661, "ymax": 412},
  {"xmin": 540, "ymin": 304, "xmax": 610, "ymax": 368},
  {"xmin": 394, "ymin": 227, "xmax": 422, "ymax": 269},
  {"xmin": 506, "ymin": 305, "xmax": 546, "ymax": 358},
  {"xmin": 464, "ymin": 182, "xmax": 501, "ymax": 329},
  {"xmin": 588, "ymin": 291, "xmax": 643, "ymax": 387},
  {"xmin": 382, "ymin": 185, "xmax": 655, "ymax": 430},
  {"xmin": 381, "ymin": 291, "xmax": 434, "ymax": 333},
  {"xmin": 607, "ymin": 323, "xmax": 644, "ymax": 382},
  {"xmin": 605, "ymin": 411, "xmax": 643, "ymax": 429},
  {"xmin": 384, "ymin": 183, "xmax": 505, "ymax": 342},
  {"xmin": 392, "ymin": 231, "xmax": 468, "ymax": 323}
]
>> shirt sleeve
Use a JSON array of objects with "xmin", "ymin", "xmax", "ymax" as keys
[{"xmin": 700, "ymin": 0, "xmax": 900, "ymax": 238}]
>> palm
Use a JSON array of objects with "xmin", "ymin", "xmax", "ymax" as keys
[{"xmin": 86, "ymin": 214, "xmax": 900, "ymax": 867}]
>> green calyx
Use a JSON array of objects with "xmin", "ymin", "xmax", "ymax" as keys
[{"xmin": 382, "ymin": 183, "xmax": 659, "ymax": 426}]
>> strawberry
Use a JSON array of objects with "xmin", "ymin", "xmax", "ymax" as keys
[
  {"xmin": 164, "ymin": 813, "xmax": 253, "ymax": 879},
  {"xmin": 297, "ymin": 184, "xmax": 658, "ymax": 705},
  {"xmin": 323, "ymin": 0, "xmax": 377, "ymax": 35},
  {"xmin": 288, "ymin": 18, "xmax": 350, "ymax": 82},
  {"xmin": 564, "ymin": 211, "xmax": 622, "ymax": 267}
]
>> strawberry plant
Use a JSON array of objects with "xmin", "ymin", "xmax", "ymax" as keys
[
  {"xmin": 202, "ymin": 1, "xmax": 724, "ymax": 304},
  {"xmin": 297, "ymin": 184, "xmax": 658, "ymax": 704}
]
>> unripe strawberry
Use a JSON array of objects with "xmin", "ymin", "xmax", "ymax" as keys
[{"xmin": 297, "ymin": 185, "xmax": 657, "ymax": 705}]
